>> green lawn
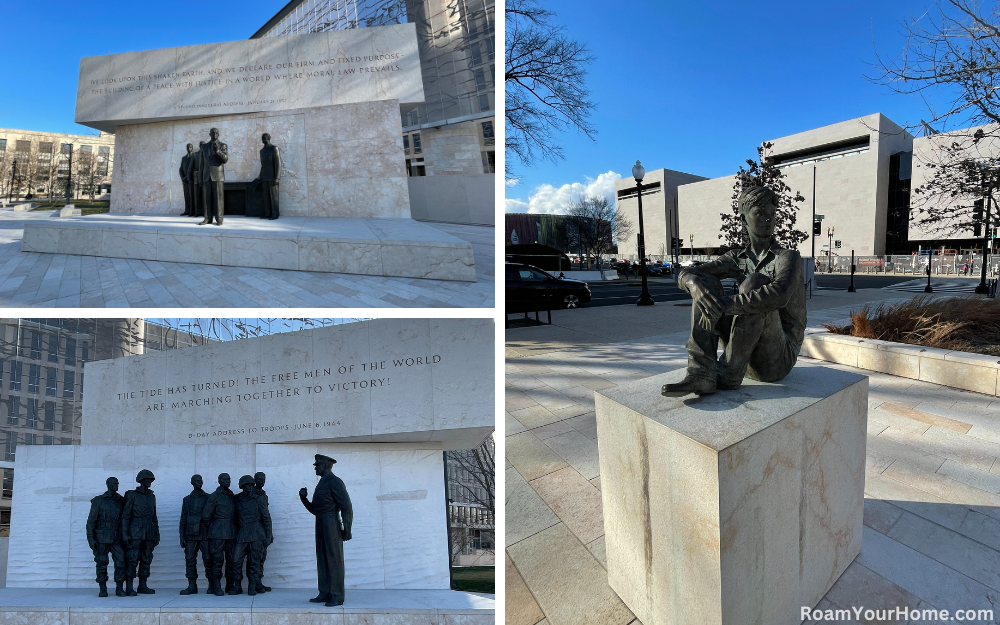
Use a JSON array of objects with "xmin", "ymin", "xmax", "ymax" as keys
[
  {"xmin": 451, "ymin": 566, "xmax": 495, "ymax": 594},
  {"xmin": 29, "ymin": 199, "xmax": 110, "ymax": 216}
]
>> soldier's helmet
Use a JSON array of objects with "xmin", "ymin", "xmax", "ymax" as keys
[
  {"xmin": 239, "ymin": 475, "xmax": 255, "ymax": 488},
  {"xmin": 136, "ymin": 469, "xmax": 155, "ymax": 482}
]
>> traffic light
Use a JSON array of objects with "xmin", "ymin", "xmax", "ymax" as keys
[
  {"xmin": 834, "ymin": 240, "xmax": 842, "ymax": 249},
  {"xmin": 813, "ymin": 221, "xmax": 822, "ymax": 236}
]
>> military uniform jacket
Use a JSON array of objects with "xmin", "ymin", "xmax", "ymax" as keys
[
  {"xmin": 312, "ymin": 473, "xmax": 353, "ymax": 531},
  {"xmin": 179, "ymin": 489, "xmax": 209, "ymax": 540},
  {"xmin": 202, "ymin": 486, "xmax": 236, "ymax": 540},
  {"xmin": 87, "ymin": 491, "xmax": 124, "ymax": 544},
  {"xmin": 122, "ymin": 488, "xmax": 159, "ymax": 542},
  {"xmin": 234, "ymin": 491, "xmax": 273, "ymax": 544},
  {"xmin": 200, "ymin": 141, "xmax": 228, "ymax": 183},
  {"xmin": 179, "ymin": 154, "xmax": 194, "ymax": 182},
  {"xmin": 259, "ymin": 145, "xmax": 281, "ymax": 182}
]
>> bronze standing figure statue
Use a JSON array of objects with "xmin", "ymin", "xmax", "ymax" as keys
[
  {"xmin": 300, "ymin": 454, "xmax": 353, "ymax": 607},
  {"xmin": 198, "ymin": 128, "xmax": 228, "ymax": 226},
  {"xmin": 202, "ymin": 472, "xmax": 237, "ymax": 596},
  {"xmin": 252, "ymin": 472, "xmax": 272, "ymax": 592},
  {"xmin": 179, "ymin": 145, "xmax": 195, "ymax": 216},
  {"xmin": 258, "ymin": 134, "xmax": 282, "ymax": 220},
  {"xmin": 121, "ymin": 469, "xmax": 159, "ymax": 596},
  {"xmin": 229, "ymin": 475, "xmax": 273, "ymax": 596},
  {"xmin": 662, "ymin": 185, "xmax": 806, "ymax": 397},
  {"xmin": 191, "ymin": 140, "xmax": 205, "ymax": 218},
  {"xmin": 86, "ymin": 477, "xmax": 126, "ymax": 597},
  {"xmin": 179, "ymin": 474, "xmax": 210, "ymax": 595}
]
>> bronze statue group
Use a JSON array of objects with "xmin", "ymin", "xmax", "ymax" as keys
[
  {"xmin": 178, "ymin": 129, "xmax": 282, "ymax": 225},
  {"xmin": 85, "ymin": 454, "xmax": 352, "ymax": 607}
]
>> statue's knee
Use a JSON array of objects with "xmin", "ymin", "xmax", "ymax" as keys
[
  {"xmin": 739, "ymin": 273, "xmax": 771, "ymax": 295},
  {"xmin": 692, "ymin": 274, "xmax": 725, "ymax": 298}
]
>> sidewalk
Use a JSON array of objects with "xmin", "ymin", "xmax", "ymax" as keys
[{"xmin": 506, "ymin": 289, "xmax": 1000, "ymax": 625}]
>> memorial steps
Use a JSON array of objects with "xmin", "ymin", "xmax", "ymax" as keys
[{"xmin": 21, "ymin": 214, "xmax": 476, "ymax": 282}]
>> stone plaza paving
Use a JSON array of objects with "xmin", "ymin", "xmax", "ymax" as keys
[
  {"xmin": 0, "ymin": 211, "xmax": 494, "ymax": 308},
  {"xmin": 505, "ymin": 290, "xmax": 1000, "ymax": 625}
]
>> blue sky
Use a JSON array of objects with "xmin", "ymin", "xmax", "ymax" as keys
[
  {"xmin": 0, "ymin": 1, "xmax": 283, "ymax": 137},
  {"xmin": 505, "ymin": 0, "xmax": 951, "ymax": 214}
]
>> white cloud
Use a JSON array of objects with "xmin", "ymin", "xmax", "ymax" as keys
[{"xmin": 504, "ymin": 171, "xmax": 622, "ymax": 215}]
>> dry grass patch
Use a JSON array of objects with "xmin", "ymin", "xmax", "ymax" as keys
[{"xmin": 823, "ymin": 296, "xmax": 1000, "ymax": 357}]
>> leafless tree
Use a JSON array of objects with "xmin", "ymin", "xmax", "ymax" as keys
[
  {"xmin": 447, "ymin": 437, "xmax": 495, "ymax": 562},
  {"xmin": 505, "ymin": 0, "xmax": 595, "ymax": 179},
  {"xmin": 565, "ymin": 195, "xmax": 633, "ymax": 268},
  {"xmin": 872, "ymin": 0, "xmax": 1000, "ymax": 140}
]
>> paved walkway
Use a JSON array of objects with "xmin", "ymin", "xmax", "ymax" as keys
[
  {"xmin": 0, "ymin": 212, "xmax": 494, "ymax": 308},
  {"xmin": 506, "ymin": 291, "xmax": 1000, "ymax": 625}
]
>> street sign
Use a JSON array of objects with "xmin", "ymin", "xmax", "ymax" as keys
[{"xmin": 814, "ymin": 214, "xmax": 825, "ymax": 220}]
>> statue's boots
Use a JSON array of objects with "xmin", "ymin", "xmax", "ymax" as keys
[
  {"xmin": 309, "ymin": 593, "xmax": 332, "ymax": 603},
  {"xmin": 256, "ymin": 582, "xmax": 270, "ymax": 593},
  {"xmin": 324, "ymin": 597, "xmax": 344, "ymax": 607},
  {"xmin": 179, "ymin": 580, "xmax": 198, "ymax": 595},
  {"xmin": 115, "ymin": 581, "xmax": 125, "ymax": 597},
  {"xmin": 225, "ymin": 579, "xmax": 234, "ymax": 593},
  {"xmin": 248, "ymin": 586, "xmax": 257, "ymax": 596},
  {"xmin": 661, "ymin": 374, "xmax": 716, "ymax": 397},
  {"xmin": 137, "ymin": 578, "xmax": 155, "ymax": 594},
  {"xmin": 213, "ymin": 579, "xmax": 225, "ymax": 597},
  {"xmin": 125, "ymin": 579, "xmax": 137, "ymax": 597},
  {"xmin": 98, "ymin": 582, "xmax": 108, "ymax": 597},
  {"xmin": 227, "ymin": 584, "xmax": 243, "ymax": 596}
]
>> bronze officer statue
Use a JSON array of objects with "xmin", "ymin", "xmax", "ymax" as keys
[
  {"xmin": 86, "ymin": 476, "xmax": 126, "ymax": 597},
  {"xmin": 259, "ymin": 134, "xmax": 282, "ymax": 220},
  {"xmin": 252, "ymin": 472, "xmax": 272, "ymax": 592},
  {"xmin": 179, "ymin": 145, "xmax": 195, "ymax": 216},
  {"xmin": 300, "ymin": 454, "xmax": 353, "ymax": 607},
  {"xmin": 191, "ymin": 140, "xmax": 205, "ymax": 218},
  {"xmin": 179, "ymin": 474, "xmax": 210, "ymax": 595},
  {"xmin": 121, "ymin": 469, "xmax": 159, "ymax": 596},
  {"xmin": 662, "ymin": 185, "xmax": 806, "ymax": 397},
  {"xmin": 229, "ymin": 475, "xmax": 273, "ymax": 596},
  {"xmin": 198, "ymin": 128, "xmax": 228, "ymax": 226},
  {"xmin": 202, "ymin": 472, "xmax": 237, "ymax": 596}
]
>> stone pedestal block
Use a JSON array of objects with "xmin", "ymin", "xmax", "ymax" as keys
[{"xmin": 595, "ymin": 364, "xmax": 868, "ymax": 625}]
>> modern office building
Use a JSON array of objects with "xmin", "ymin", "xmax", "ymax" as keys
[
  {"xmin": 0, "ymin": 319, "xmax": 207, "ymax": 534},
  {"xmin": 252, "ymin": 0, "xmax": 496, "ymax": 225},
  {"xmin": 0, "ymin": 128, "xmax": 115, "ymax": 201},
  {"xmin": 614, "ymin": 168, "xmax": 708, "ymax": 261},
  {"xmin": 445, "ymin": 439, "xmax": 495, "ymax": 566},
  {"xmin": 675, "ymin": 114, "xmax": 915, "ymax": 258}
]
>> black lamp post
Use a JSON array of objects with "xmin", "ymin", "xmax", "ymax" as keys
[
  {"xmin": 64, "ymin": 148, "xmax": 74, "ymax": 203},
  {"xmin": 632, "ymin": 160, "xmax": 654, "ymax": 306},
  {"xmin": 7, "ymin": 159, "xmax": 18, "ymax": 203},
  {"xmin": 975, "ymin": 191, "xmax": 994, "ymax": 294},
  {"xmin": 924, "ymin": 260, "xmax": 933, "ymax": 293}
]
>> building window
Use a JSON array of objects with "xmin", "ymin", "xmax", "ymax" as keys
[
  {"xmin": 403, "ymin": 135, "xmax": 410, "ymax": 155},
  {"xmin": 37, "ymin": 143, "xmax": 53, "ymax": 183},
  {"xmin": 470, "ymin": 42, "xmax": 484, "ymax": 67},
  {"xmin": 45, "ymin": 402, "xmax": 55, "ymax": 431},
  {"xmin": 481, "ymin": 121, "xmax": 494, "ymax": 145},
  {"xmin": 412, "ymin": 133, "xmax": 422, "ymax": 155},
  {"xmin": 2, "ymin": 469, "xmax": 12, "ymax": 499},
  {"xmin": 81, "ymin": 341, "xmax": 89, "ymax": 362},
  {"xmin": 23, "ymin": 434, "xmax": 35, "ymax": 446},
  {"xmin": 15, "ymin": 141, "xmax": 31, "ymax": 165},
  {"xmin": 61, "ymin": 401, "xmax": 73, "ymax": 432},
  {"xmin": 29, "ymin": 331, "xmax": 41, "ymax": 359},
  {"xmin": 26, "ymin": 399, "xmax": 38, "ymax": 428},
  {"xmin": 478, "ymin": 94, "xmax": 491, "ymax": 113},
  {"xmin": 474, "ymin": 69, "xmax": 487, "ymax": 92},
  {"xmin": 58, "ymin": 144, "xmax": 72, "ymax": 183},
  {"xmin": 7, "ymin": 396, "xmax": 19, "ymax": 426},
  {"xmin": 43, "ymin": 436, "xmax": 53, "ymax": 446},
  {"xmin": 45, "ymin": 368, "xmax": 56, "ymax": 396},
  {"xmin": 28, "ymin": 364, "xmax": 39, "ymax": 394},
  {"xmin": 481, "ymin": 151, "xmax": 495, "ymax": 174},
  {"xmin": 47, "ymin": 333, "xmax": 59, "ymax": 362},
  {"xmin": 0, "ymin": 139, "xmax": 6, "ymax": 161},
  {"xmin": 63, "ymin": 371, "xmax": 75, "ymax": 398},
  {"xmin": 403, "ymin": 109, "xmax": 418, "ymax": 128},
  {"xmin": 65, "ymin": 337, "xmax": 76, "ymax": 366},
  {"xmin": 9, "ymin": 361, "xmax": 21, "ymax": 391},
  {"xmin": 406, "ymin": 159, "xmax": 426, "ymax": 177},
  {"xmin": 4, "ymin": 434, "xmax": 15, "ymax": 463},
  {"xmin": 97, "ymin": 146, "xmax": 110, "ymax": 176}
]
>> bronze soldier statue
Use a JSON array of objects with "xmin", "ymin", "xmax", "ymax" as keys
[
  {"xmin": 191, "ymin": 141, "xmax": 205, "ymax": 218},
  {"xmin": 121, "ymin": 469, "xmax": 159, "ymax": 596},
  {"xmin": 86, "ymin": 476, "xmax": 126, "ymax": 597},
  {"xmin": 198, "ymin": 128, "xmax": 228, "ymax": 226},
  {"xmin": 229, "ymin": 475, "xmax": 273, "ymax": 596},
  {"xmin": 299, "ymin": 454, "xmax": 353, "ymax": 607},
  {"xmin": 202, "ymin": 472, "xmax": 237, "ymax": 596},
  {"xmin": 179, "ymin": 145, "xmax": 195, "ymax": 216},
  {"xmin": 179, "ymin": 474, "xmax": 210, "ymax": 595},
  {"xmin": 253, "ymin": 472, "xmax": 271, "ymax": 592},
  {"xmin": 662, "ymin": 185, "xmax": 806, "ymax": 397},
  {"xmin": 258, "ymin": 134, "xmax": 282, "ymax": 220}
]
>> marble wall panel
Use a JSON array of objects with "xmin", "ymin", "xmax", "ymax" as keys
[
  {"xmin": 8, "ymin": 445, "xmax": 447, "ymax": 590},
  {"xmin": 367, "ymin": 320, "xmax": 434, "ymax": 440}
]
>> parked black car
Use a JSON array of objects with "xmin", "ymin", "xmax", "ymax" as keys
[{"xmin": 506, "ymin": 262, "xmax": 592, "ymax": 311}]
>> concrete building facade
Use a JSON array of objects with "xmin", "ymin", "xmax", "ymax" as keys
[
  {"xmin": 614, "ymin": 168, "xmax": 708, "ymax": 260},
  {"xmin": 252, "ymin": 0, "xmax": 495, "ymax": 225},
  {"xmin": 0, "ymin": 128, "xmax": 115, "ymax": 201},
  {"xmin": 676, "ymin": 114, "xmax": 915, "ymax": 258}
]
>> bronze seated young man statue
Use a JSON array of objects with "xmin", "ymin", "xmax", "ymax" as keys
[{"xmin": 662, "ymin": 185, "xmax": 807, "ymax": 397}]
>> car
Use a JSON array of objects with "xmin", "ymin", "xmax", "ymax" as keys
[{"xmin": 506, "ymin": 262, "xmax": 592, "ymax": 311}]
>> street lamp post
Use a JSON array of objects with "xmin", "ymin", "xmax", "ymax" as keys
[
  {"xmin": 631, "ymin": 160, "xmax": 654, "ymax": 306},
  {"xmin": 975, "ymin": 190, "xmax": 994, "ymax": 294},
  {"xmin": 827, "ymin": 226, "xmax": 835, "ymax": 272},
  {"xmin": 7, "ymin": 159, "xmax": 18, "ymax": 203}
]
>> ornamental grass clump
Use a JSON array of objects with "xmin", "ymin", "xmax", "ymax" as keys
[{"xmin": 823, "ymin": 296, "xmax": 1000, "ymax": 357}]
